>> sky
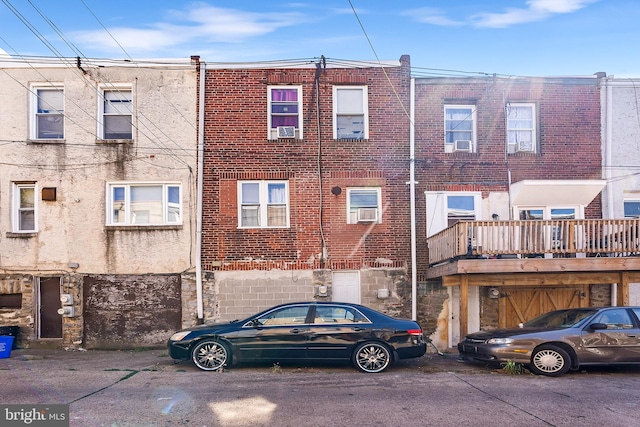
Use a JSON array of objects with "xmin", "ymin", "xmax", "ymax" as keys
[{"xmin": 1, "ymin": 0, "xmax": 639, "ymax": 78}]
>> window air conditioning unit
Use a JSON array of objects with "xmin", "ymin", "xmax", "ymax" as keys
[
  {"xmin": 517, "ymin": 140, "xmax": 535, "ymax": 152},
  {"xmin": 453, "ymin": 140, "xmax": 472, "ymax": 152},
  {"xmin": 357, "ymin": 208, "xmax": 378, "ymax": 222},
  {"xmin": 277, "ymin": 126, "xmax": 295, "ymax": 138}
]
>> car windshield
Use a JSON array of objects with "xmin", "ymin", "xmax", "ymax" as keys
[{"xmin": 523, "ymin": 309, "xmax": 598, "ymax": 328}]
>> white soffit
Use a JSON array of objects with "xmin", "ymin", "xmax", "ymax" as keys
[{"xmin": 510, "ymin": 179, "xmax": 607, "ymax": 206}]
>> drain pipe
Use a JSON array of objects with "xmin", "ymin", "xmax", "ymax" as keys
[
  {"xmin": 409, "ymin": 78, "xmax": 418, "ymax": 321},
  {"xmin": 195, "ymin": 61, "xmax": 206, "ymax": 323},
  {"xmin": 605, "ymin": 78, "xmax": 616, "ymax": 307}
]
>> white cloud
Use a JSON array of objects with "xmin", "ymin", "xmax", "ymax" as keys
[
  {"xmin": 472, "ymin": 0, "xmax": 598, "ymax": 28},
  {"xmin": 403, "ymin": 8, "xmax": 463, "ymax": 27},
  {"xmin": 71, "ymin": 5, "xmax": 304, "ymax": 54}
]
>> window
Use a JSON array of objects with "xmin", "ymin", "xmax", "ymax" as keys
[
  {"xmin": 31, "ymin": 86, "xmax": 64, "ymax": 140},
  {"xmin": 254, "ymin": 305, "xmax": 310, "ymax": 326},
  {"xmin": 333, "ymin": 86, "xmax": 369, "ymax": 139},
  {"xmin": 425, "ymin": 192, "xmax": 481, "ymax": 237},
  {"xmin": 13, "ymin": 183, "xmax": 37, "ymax": 232},
  {"xmin": 447, "ymin": 195, "xmax": 476, "ymax": 226},
  {"xmin": 507, "ymin": 103, "xmax": 536, "ymax": 153},
  {"xmin": 624, "ymin": 200, "xmax": 640, "ymax": 218},
  {"xmin": 347, "ymin": 188, "xmax": 381, "ymax": 224},
  {"xmin": 0, "ymin": 294, "xmax": 22, "ymax": 309},
  {"xmin": 107, "ymin": 183, "xmax": 181, "ymax": 225},
  {"xmin": 314, "ymin": 305, "xmax": 370, "ymax": 324},
  {"xmin": 238, "ymin": 181, "xmax": 289, "ymax": 228},
  {"xmin": 444, "ymin": 105, "xmax": 475, "ymax": 153},
  {"xmin": 100, "ymin": 88, "xmax": 133, "ymax": 139},
  {"xmin": 593, "ymin": 309, "xmax": 633, "ymax": 329},
  {"xmin": 268, "ymin": 86, "xmax": 302, "ymax": 139}
]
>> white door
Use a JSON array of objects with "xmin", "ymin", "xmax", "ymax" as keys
[{"xmin": 332, "ymin": 271, "xmax": 360, "ymax": 303}]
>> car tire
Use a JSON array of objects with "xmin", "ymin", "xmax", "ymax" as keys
[
  {"xmin": 191, "ymin": 339, "xmax": 230, "ymax": 371},
  {"xmin": 353, "ymin": 341, "xmax": 392, "ymax": 373},
  {"xmin": 529, "ymin": 345, "xmax": 571, "ymax": 377}
]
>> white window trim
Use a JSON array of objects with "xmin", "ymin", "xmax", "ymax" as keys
[
  {"xmin": 30, "ymin": 84, "xmax": 64, "ymax": 140},
  {"xmin": 237, "ymin": 180, "xmax": 290, "ymax": 229},
  {"xmin": 513, "ymin": 206, "xmax": 583, "ymax": 220},
  {"xmin": 105, "ymin": 182, "xmax": 182, "ymax": 226},
  {"xmin": 506, "ymin": 102, "xmax": 537, "ymax": 153},
  {"xmin": 267, "ymin": 85, "xmax": 303, "ymax": 140},
  {"xmin": 13, "ymin": 183, "xmax": 37, "ymax": 232},
  {"xmin": 333, "ymin": 86, "xmax": 369, "ymax": 140},
  {"xmin": 444, "ymin": 105, "xmax": 476, "ymax": 153},
  {"xmin": 98, "ymin": 85, "xmax": 133, "ymax": 140},
  {"xmin": 425, "ymin": 191, "xmax": 482, "ymax": 237},
  {"xmin": 346, "ymin": 187, "xmax": 381, "ymax": 224}
]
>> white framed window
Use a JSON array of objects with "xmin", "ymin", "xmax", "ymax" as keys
[
  {"xmin": 425, "ymin": 192, "xmax": 482, "ymax": 237},
  {"xmin": 624, "ymin": 199, "xmax": 640, "ymax": 218},
  {"xmin": 268, "ymin": 86, "xmax": 302, "ymax": 140},
  {"xmin": 106, "ymin": 183, "xmax": 181, "ymax": 225},
  {"xmin": 99, "ymin": 87, "xmax": 133, "ymax": 139},
  {"xmin": 333, "ymin": 86, "xmax": 369, "ymax": 140},
  {"xmin": 444, "ymin": 105, "xmax": 476, "ymax": 153},
  {"xmin": 13, "ymin": 183, "xmax": 37, "ymax": 232},
  {"xmin": 347, "ymin": 187, "xmax": 381, "ymax": 224},
  {"xmin": 30, "ymin": 85, "xmax": 64, "ymax": 140},
  {"xmin": 507, "ymin": 102, "xmax": 536, "ymax": 153},
  {"xmin": 238, "ymin": 181, "xmax": 290, "ymax": 228}
]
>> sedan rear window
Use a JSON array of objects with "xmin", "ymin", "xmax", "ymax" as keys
[{"xmin": 314, "ymin": 306, "xmax": 370, "ymax": 324}]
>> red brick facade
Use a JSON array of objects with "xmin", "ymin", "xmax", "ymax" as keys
[
  {"xmin": 412, "ymin": 76, "xmax": 603, "ymax": 277},
  {"xmin": 201, "ymin": 57, "xmax": 412, "ymax": 271}
]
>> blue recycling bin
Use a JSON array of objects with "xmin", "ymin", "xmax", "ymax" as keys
[
  {"xmin": 0, "ymin": 335, "xmax": 14, "ymax": 358},
  {"xmin": 0, "ymin": 326, "xmax": 19, "ymax": 349}
]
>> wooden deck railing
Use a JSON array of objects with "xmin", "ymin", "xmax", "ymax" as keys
[{"xmin": 427, "ymin": 219, "xmax": 640, "ymax": 265}]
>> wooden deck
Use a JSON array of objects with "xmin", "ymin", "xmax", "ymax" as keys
[
  {"xmin": 427, "ymin": 219, "xmax": 640, "ymax": 265},
  {"xmin": 426, "ymin": 219, "xmax": 640, "ymax": 337}
]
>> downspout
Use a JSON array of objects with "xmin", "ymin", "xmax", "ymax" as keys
[
  {"xmin": 604, "ymin": 78, "xmax": 615, "ymax": 305},
  {"xmin": 605, "ymin": 78, "xmax": 614, "ymax": 219},
  {"xmin": 196, "ymin": 61, "xmax": 206, "ymax": 323},
  {"xmin": 409, "ymin": 78, "xmax": 417, "ymax": 321}
]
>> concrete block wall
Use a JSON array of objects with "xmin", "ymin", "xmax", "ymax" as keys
[{"xmin": 212, "ymin": 270, "xmax": 316, "ymax": 322}]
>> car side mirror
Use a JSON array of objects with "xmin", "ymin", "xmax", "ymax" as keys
[{"xmin": 589, "ymin": 322, "xmax": 607, "ymax": 331}]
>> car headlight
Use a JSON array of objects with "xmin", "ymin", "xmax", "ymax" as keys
[
  {"xmin": 487, "ymin": 337, "xmax": 514, "ymax": 345},
  {"xmin": 169, "ymin": 331, "xmax": 191, "ymax": 341}
]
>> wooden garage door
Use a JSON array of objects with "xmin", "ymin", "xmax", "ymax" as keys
[{"xmin": 499, "ymin": 286, "xmax": 589, "ymax": 328}]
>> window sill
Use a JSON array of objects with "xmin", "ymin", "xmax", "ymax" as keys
[
  {"xmin": 105, "ymin": 225, "xmax": 182, "ymax": 231},
  {"xmin": 96, "ymin": 139, "xmax": 134, "ymax": 144},
  {"xmin": 508, "ymin": 151, "xmax": 538, "ymax": 156},
  {"xmin": 5, "ymin": 232, "xmax": 37, "ymax": 238},
  {"xmin": 27, "ymin": 139, "xmax": 65, "ymax": 144}
]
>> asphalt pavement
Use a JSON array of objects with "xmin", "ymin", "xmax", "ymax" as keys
[
  {"xmin": 3, "ymin": 346, "xmax": 640, "ymax": 426},
  {"xmin": 0, "ymin": 344, "xmax": 486, "ymax": 377}
]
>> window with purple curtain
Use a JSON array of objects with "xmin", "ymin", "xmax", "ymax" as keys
[{"xmin": 270, "ymin": 87, "xmax": 299, "ymax": 128}]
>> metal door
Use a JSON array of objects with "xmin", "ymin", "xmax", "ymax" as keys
[
  {"xmin": 39, "ymin": 277, "xmax": 62, "ymax": 339},
  {"xmin": 332, "ymin": 271, "xmax": 360, "ymax": 303}
]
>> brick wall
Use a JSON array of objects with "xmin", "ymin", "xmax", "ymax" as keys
[
  {"xmin": 413, "ymin": 76, "xmax": 603, "ymax": 276},
  {"xmin": 201, "ymin": 58, "xmax": 411, "ymax": 269}
]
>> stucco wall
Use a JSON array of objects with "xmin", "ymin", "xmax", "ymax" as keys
[{"xmin": 0, "ymin": 62, "xmax": 198, "ymax": 274}]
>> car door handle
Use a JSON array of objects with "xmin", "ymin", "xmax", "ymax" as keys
[
  {"xmin": 290, "ymin": 328, "xmax": 308, "ymax": 334},
  {"xmin": 351, "ymin": 327, "xmax": 364, "ymax": 331}
]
